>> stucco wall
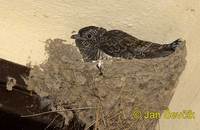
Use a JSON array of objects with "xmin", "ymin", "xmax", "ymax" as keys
[{"xmin": 0, "ymin": 0, "xmax": 199, "ymax": 129}]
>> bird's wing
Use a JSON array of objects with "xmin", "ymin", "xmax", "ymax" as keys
[
  {"xmin": 99, "ymin": 30, "xmax": 160, "ymax": 58},
  {"xmin": 99, "ymin": 30, "xmax": 176, "ymax": 59},
  {"xmin": 99, "ymin": 30, "xmax": 136, "ymax": 57}
]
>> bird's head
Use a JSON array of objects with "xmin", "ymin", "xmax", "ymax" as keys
[
  {"xmin": 71, "ymin": 26, "xmax": 107, "ymax": 61},
  {"xmin": 71, "ymin": 26, "xmax": 107, "ymax": 48}
]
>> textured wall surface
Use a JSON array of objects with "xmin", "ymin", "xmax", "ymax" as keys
[{"xmin": 0, "ymin": 0, "xmax": 199, "ymax": 129}]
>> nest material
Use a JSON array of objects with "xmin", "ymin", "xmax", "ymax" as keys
[{"xmin": 26, "ymin": 38, "xmax": 186, "ymax": 130}]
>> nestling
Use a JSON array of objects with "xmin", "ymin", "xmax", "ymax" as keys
[
  {"xmin": 71, "ymin": 26, "xmax": 182, "ymax": 75},
  {"xmin": 71, "ymin": 26, "xmax": 181, "ymax": 62}
]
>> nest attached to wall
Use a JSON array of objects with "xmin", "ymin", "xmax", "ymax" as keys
[{"xmin": 25, "ymin": 38, "xmax": 186, "ymax": 130}]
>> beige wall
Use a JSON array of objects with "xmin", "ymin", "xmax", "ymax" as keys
[{"xmin": 0, "ymin": 0, "xmax": 199, "ymax": 129}]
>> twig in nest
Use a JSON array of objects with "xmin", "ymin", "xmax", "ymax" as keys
[
  {"xmin": 107, "ymin": 112, "xmax": 121, "ymax": 120},
  {"xmin": 85, "ymin": 121, "xmax": 96, "ymax": 130},
  {"xmin": 85, "ymin": 103, "xmax": 102, "ymax": 130},
  {"xmin": 45, "ymin": 115, "xmax": 60, "ymax": 130},
  {"xmin": 21, "ymin": 107, "xmax": 97, "ymax": 118},
  {"xmin": 94, "ymin": 105, "xmax": 100, "ymax": 130}
]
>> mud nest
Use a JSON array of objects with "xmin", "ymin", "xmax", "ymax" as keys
[{"xmin": 25, "ymin": 38, "xmax": 186, "ymax": 130}]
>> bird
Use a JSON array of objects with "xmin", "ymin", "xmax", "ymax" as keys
[{"xmin": 71, "ymin": 26, "xmax": 181, "ymax": 62}]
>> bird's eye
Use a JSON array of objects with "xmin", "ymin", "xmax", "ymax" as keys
[{"xmin": 87, "ymin": 34, "xmax": 92, "ymax": 39}]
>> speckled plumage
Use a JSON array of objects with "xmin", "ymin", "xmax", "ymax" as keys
[{"xmin": 71, "ymin": 26, "xmax": 181, "ymax": 62}]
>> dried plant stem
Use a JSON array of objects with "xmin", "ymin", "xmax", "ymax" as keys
[
  {"xmin": 21, "ymin": 107, "xmax": 97, "ymax": 118},
  {"xmin": 94, "ymin": 105, "xmax": 100, "ymax": 130},
  {"xmin": 85, "ymin": 121, "xmax": 96, "ymax": 130},
  {"xmin": 45, "ymin": 115, "xmax": 60, "ymax": 130}
]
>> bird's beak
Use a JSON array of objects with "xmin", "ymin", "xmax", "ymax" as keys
[
  {"xmin": 71, "ymin": 34, "xmax": 86, "ymax": 40},
  {"xmin": 71, "ymin": 34, "xmax": 79, "ymax": 39}
]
